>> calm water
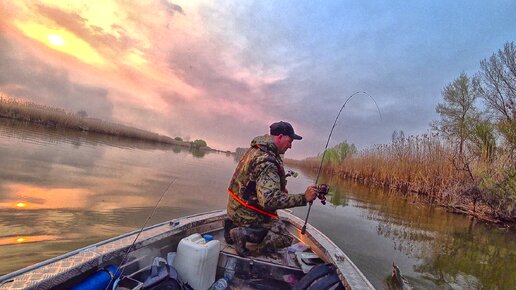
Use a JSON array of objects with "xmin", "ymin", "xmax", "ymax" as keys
[{"xmin": 0, "ymin": 119, "xmax": 514, "ymax": 289}]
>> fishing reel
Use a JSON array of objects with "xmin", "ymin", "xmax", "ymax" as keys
[
  {"xmin": 316, "ymin": 184, "xmax": 329, "ymax": 205},
  {"xmin": 285, "ymin": 170, "xmax": 298, "ymax": 178}
]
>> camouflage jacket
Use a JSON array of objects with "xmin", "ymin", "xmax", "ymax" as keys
[{"xmin": 227, "ymin": 134, "xmax": 307, "ymax": 227}]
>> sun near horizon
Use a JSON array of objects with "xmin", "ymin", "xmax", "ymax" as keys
[
  {"xmin": 48, "ymin": 34, "xmax": 64, "ymax": 46},
  {"xmin": 15, "ymin": 20, "xmax": 105, "ymax": 66}
]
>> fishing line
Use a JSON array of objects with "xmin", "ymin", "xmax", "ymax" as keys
[
  {"xmin": 106, "ymin": 178, "xmax": 176, "ymax": 290},
  {"xmin": 301, "ymin": 91, "xmax": 381, "ymax": 234}
]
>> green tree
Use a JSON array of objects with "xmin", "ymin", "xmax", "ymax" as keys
[
  {"xmin": 174, "ymin": 136, "xmax": 183, "ymax": 141},
  {"xmin": 336, "ymin": 141, "xmax": 357, "ymax": 160},
  {"xmin": 192, "ymin": 139, "xmax": 207, "ymax": 148},
  {"xmin": 322, "ymin": 141, "xmax": 356, "ymax": 165},
  {"xmin": 477, "ymin": 42, "xmax": 516, "ymax": 156},
  {"xmin": 322, "ymin": 147, "xmax": 339, "ymax": 165},
  {"xmin": 478, "ymin": 42, "xmax": 515, "ymax": 123},
  {"xmin": 432, "ymin": 72, "xmax": 479, "ymax": 156},
  {"xmin": 471, "ymin": 120, "xmax": 496, "ymax": 163}
]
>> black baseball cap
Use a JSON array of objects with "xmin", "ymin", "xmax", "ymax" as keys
[{"xmin": 269, "ymin": 121, "xmax": 302, "ymax": 140}]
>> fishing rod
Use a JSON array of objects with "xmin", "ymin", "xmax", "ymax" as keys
[
  {"xmin": 106, "ymin": 178, "xmax": 176, "ymax": 290},
  {"xmin": 301, "ymin": 91, "xmax": 381, "ymax": 235}
]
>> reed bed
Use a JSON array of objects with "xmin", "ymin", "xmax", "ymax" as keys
[
  {"xmin": 297, "ymin": 133, "xmax": 515, "ymax": 224},
  {"xmin": 0, "ymin": 95, "xmax": 189, "ymax": 147}
]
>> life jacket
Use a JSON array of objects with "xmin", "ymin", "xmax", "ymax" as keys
[{"xmin": 228, "ymin": 140, "xmax": 286, "ymax": 219}]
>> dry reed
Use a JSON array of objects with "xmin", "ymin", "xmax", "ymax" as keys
[
  {"xmin": 0, "ymin": 95, "xmax": 188, "ymax": 147},
  {"xmin": 297, "ymin": 133, "xmax": 515, "ymax": 224}
]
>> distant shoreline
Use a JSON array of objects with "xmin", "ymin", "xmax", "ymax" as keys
[{"xmin": 0, "ymin": 96, "xmax": 229, "ymax": 153}]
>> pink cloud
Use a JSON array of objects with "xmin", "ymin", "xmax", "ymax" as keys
[{"xmin": 1, "ymin": 0, "xmax": 298, "ymax": 154}]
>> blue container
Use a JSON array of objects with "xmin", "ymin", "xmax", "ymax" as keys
[
  {"xmin": 203, "ymin": 234, "xmax": 214, "ymax": 242},
  {"xmin": 70, "ymin": 264, "xmax": 120, "ymax": 290}
]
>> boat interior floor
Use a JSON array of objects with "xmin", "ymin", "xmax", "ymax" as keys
[
  {"xmin": 213, "ymin": 229, "xmax": 302, "ymax": 268},
  {"xmin": 120, "ymin": 228, "xmax": 325, "ymax": 290},
  {"xmin": 211, "ymin": 229, "xmax": 311, "ymax": 290}
]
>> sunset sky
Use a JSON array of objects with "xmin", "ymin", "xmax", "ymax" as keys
[{"xmin": 1, "ymin": 1, "xmax": 515, "ymax": 158}]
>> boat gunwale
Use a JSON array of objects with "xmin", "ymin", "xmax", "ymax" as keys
[
  {"xmin": 279, "ymin": 211, "xmax": 375, "ymax": 290},
  {"xmin": 0, "ymin": 210, "xmax": 225, "ymax": 289},
  {"xmin": 1, "ymin": 209, "xmax": 374, "ymax": 290}
]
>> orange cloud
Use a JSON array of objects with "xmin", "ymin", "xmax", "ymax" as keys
[
  {"xmin": 14, "ymin": 20, "xmax": 106, "ymax": 66},
  {"xmin": 1, "ymin": 0, "xmax": 289, "ymax": 151}
]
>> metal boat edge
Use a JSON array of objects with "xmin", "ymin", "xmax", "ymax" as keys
[{"xmin": 0, "ymin": 209, "xmax": 374, "ymax": 290}]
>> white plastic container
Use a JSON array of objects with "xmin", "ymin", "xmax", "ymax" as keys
[{"xmin": 173, "ymin": 233, "xmax": 220, "ymax": 290}]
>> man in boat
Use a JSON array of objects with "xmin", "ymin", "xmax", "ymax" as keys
[{"xmin": 225, "ymin": 121, "xmax": 319, "ymax": 256}]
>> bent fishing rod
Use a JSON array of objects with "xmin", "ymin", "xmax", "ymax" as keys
[
  {"xmin": 106, "ymin": 178, "xmax": 176, "ymax": 290},
  {"xmin": 301, "ymin": 91, "xmax": 381, "ymax": 234}
]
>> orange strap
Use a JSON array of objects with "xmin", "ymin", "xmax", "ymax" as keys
[{"xmin": 227, "ymin": 188, "xmax": 278, "ymax": 219}]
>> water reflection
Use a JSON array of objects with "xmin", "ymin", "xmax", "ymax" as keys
[
  {"xmin": 325, "ymin": 184, "xmax": 349, "ymax": 207},
  {"xmin": 0, "ymin": 235, "xmax": 60, "ymax": 246},
  {"xmin": 0, "ymin": 184, "xmax": 95, "ymax": 210},
  {"xmin": 0, "ymin": 118, "xmax": 213, "ymax": 157},
  {"xmin": 413, "ymin": 225, "xmax": 515, "ymax": 289},
  {"xmin": 0, "ymin": 119, "xmax": 235, "ymax": 275},
  {"xmin": 191, "ymin": 148, "xmax": 206, "ymax": 158},
  {"xmin": 292, "ymin": 167, "xmax": 516, "ymax": 289},
  {"xmin": 1, "ymin": 120, "xmax": 514, "ymax": 290}
]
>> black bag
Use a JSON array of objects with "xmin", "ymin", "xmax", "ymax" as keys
[{"xmin": 292, "ymin": 263, "xmax": 344, "ymax": 290}]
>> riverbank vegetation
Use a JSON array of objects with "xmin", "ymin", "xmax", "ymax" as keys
[
  {"xmin": 0, "ymin": 95, "xmax": 210, "ymax": 150},
  {"xmin": 294, "ymin": 42, "xmax": 515, "ymax": 224}
]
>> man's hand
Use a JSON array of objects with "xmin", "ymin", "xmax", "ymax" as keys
[{"xmin": 304, "ymin": 185, "xmax": 318, "ymax": 203}]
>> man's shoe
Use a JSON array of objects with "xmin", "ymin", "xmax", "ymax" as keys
[{"xmin": 229, "ymin": 228, "xmax": 250, "ymax": 257}]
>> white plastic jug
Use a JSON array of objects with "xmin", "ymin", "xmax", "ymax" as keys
[{"xmin": 173, "ymin": 233, "xmax": 220, "ymax": 290}]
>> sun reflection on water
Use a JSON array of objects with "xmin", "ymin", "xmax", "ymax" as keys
[
  {"xmin": 0, "ymin": 184, "xmax": 95, "ymax": 210},
  {"xmin": 0, "ymin": 235, "xmax": 59, "ymax": 246}
]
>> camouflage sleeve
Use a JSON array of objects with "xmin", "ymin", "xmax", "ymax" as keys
[{"xmin": 255, "ymin": 162, "xmax": 307, "ymax": 211}]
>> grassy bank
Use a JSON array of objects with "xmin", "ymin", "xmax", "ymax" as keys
[
  {"xmin": 291, "ymin": 134, "xmax": 514, "ymax": 225},
  {"xmin": 0, "ymin": 95, "xmax": 200, "ymax": 148}
]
